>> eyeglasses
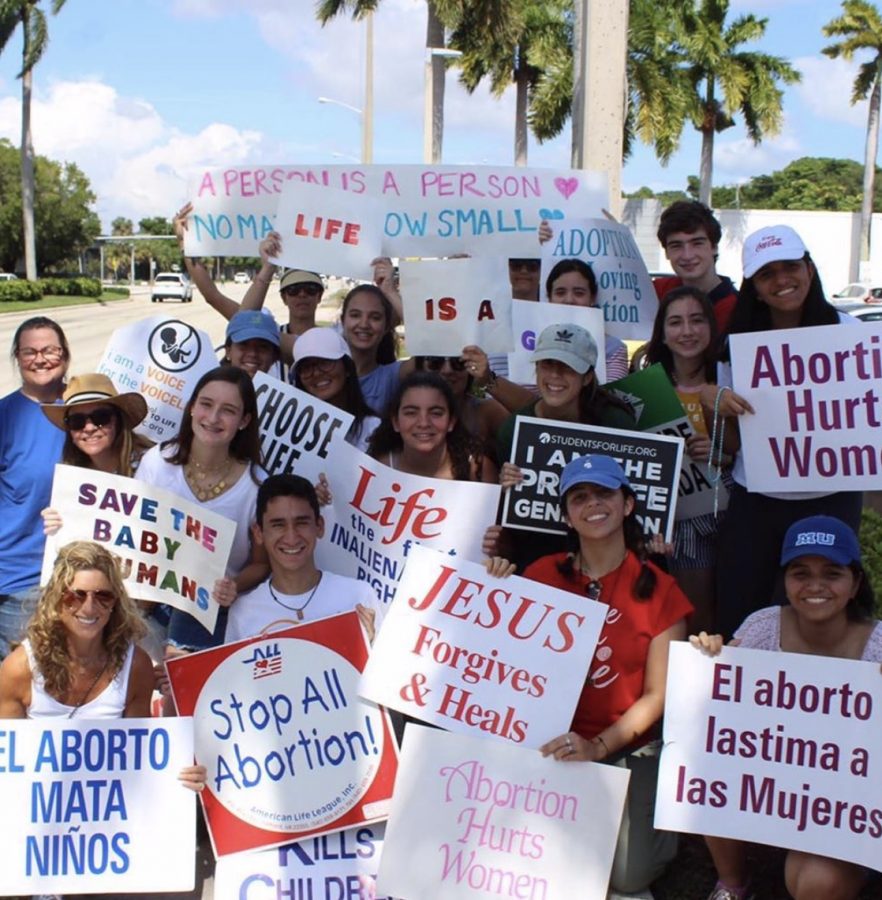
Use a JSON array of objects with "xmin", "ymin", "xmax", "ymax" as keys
[
  {"xmin": 62, "ymin": 589, "xmax": 117, "ymax": 610},
  {"xmin": 585, "ymin": 580, "xmax": 602, "ymax": 602},
  {"xmin": 423, "ymin": 356, "xmax": 467, "ymax": 373},
  {"xmin": 297, "ymin": 357, "xmax": 339, "ymax": 377},
  {"xmin": 509, "ymin": 259, "xmax": 540, "ymax": 272},
  {"xmin": 282, "ymin": 283, "xmax": 322, "ymax": 298},
  {"xmin": 64, "ymin": 407, "xmax": 116, "ymax": 431},
  {"xmin": 17, "ymin": 345, "xmax": 65, "ymax": 363}
]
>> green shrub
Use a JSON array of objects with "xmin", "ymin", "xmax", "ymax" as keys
[
  {"xmin": 102, "ymin": 286, "xmax": 130, "ymax": 297},
  {"xmin": 0, "ymin": 280, "xmax": 42, "ymax": 302},
  {"xmin": 38, "ymin": 276, "xmax": 101, "ymax": 297},
  {"xmin": 860, "ymin": 506, "xmax": 882, "ymax": 617}
]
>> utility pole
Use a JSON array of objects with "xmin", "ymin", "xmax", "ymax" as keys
[{"xmin": 571, "ymin": 0, "xmax": 629, "ymax": 217}]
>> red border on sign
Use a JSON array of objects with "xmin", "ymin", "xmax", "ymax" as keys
[{"xmin": 166, "ymin": 611, "xmax": 398, "ymax": 857}]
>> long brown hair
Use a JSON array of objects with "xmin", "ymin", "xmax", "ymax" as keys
[{"xmin": 27, "ymin": 541, "xmax": 146, "ymax": 697}]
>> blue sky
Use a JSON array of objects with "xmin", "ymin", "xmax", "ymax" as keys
[{"xmin": 0, "ymin": 0, "xmax": 871, "ymax": 230}]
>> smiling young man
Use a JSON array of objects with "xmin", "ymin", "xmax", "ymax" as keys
[
  {"xmin": 653, "ymin": 201, "xmax": 738, "ymax": 333},
  {"xmin": 225, "ymin": 475, "xmax": 380, "ymax": 643}
]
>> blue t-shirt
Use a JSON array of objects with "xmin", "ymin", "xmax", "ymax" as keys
[
  {"xmin": 359, "ymin": 361, "xmax": 401, "ymax": 418},
  {"xmin": 0, "ymin": 390, "xmax": 65, "ymax": 594}
]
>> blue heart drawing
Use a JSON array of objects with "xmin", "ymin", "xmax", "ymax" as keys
[{"xmin": 539, "ymin": 208, "xmax": 565, "ymax": 220}]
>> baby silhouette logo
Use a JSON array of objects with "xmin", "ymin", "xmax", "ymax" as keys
[{"xmin": 148, "ymin": 320, "xmax": 201, "ymax": 372}]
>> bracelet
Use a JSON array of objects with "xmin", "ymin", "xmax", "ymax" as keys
[
  {"xmin": 485, "ymin": 370, "xmax": 498, "ymax": 392},
  {"xmin": 594, "ymin": 735, "xmax": 609, "ymax": 759}
]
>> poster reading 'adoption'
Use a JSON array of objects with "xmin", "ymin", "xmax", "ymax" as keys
[
  {"xmin": 656, "ymin": 643, "xmax": 882, "ymax": 870},
  {"xmin": 501, "ymin": 417, "xmax": 683, "ymax": 541},
  {"xmin": 42, "ymin": 466, "xmax": 235, "ymax": 633},
  {"xmin": 0, "ymin": 719, "xmax": 195, "ymax": 896},
  {"xmin": 167, "ymin": 612, "xmax": 398, "ymax": 857},
  {"xmin": 360, "ymin": 546, "xmax": 606, "ymax": 748},
  {"xmin": 731, "ymin": 322, "xmax": 882, "ymax": 492},
  {"xmin": 186, "ymin": 164, "xmax": 608, "ymax": 257},
  {"xmin": 379, "ymin": 725, "xmax": 629, "ymax": 900}
]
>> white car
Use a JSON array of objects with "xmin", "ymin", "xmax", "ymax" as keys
[
  {"xmin": 0, "ymin": 273, "xmax": 18, "ymax": 281},
  {"xmin": 831, "ymin": 283, "xmax": 882, "ymax": 305},
  {"xmin": 233, "ymin": 272, "xmax": 249, "ymax": 284},
  {"xmin": 151, "ymin": 272, "xmax": 193, "ymax": 303},
  {"xmin": 840, "ymin": 302, "xmax": 882, "ymax": 323}
]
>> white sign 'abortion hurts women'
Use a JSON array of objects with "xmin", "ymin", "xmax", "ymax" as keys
[
  {"xmin": 730, "ymin": 322, "xmax": 882, "ymax": 491},
  {"xmin": 360, "ymin": 545, "xmax": 606, "ymax": 748},
  {"xmin": 378, "ymin": 725, "xmax": 629, "ymax": 900},
  {"xmin": 657, "ymin": 642, "xmax": 882, "ymax": 870}
]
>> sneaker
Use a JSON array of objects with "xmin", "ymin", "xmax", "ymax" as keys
[{"xmin": 706, "ymin": 881, "xmax": 753, "ymax": 900}]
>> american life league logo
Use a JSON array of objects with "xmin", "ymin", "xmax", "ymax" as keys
[
  {"xmin": 502, "ymin": 417, "xmax": 683, "ymax": 541},
  {"xmin": 244, "ymin": 642, "xmax": 283, "ymax": 679}
]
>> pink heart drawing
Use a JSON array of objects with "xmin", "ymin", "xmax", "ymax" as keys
[{"xmin": 554, "ymin": 177, "xmax": 579, "ymax": 201}]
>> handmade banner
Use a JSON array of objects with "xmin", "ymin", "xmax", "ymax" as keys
[
  {"xmin": 608, "ymin": 365, "xmax": 726, "ymax": 519},
  {"xmin": 271, "ymin": 181, "xmax": 384, "ymax": 279},
  {"xmin": 97, "ymin": 315, "xmax": 217, "ymax": 442},
  {"xmin": 730, "ymin": 323, "xmax": 882, "ymax": 491},
  {"xmin": 378, "ymin": 724, "xmax": 629, "ymax": 900},
  {"xmin": 399, "ymin": 257, "xmax": 513, "ymax": 356},
  {"xmin": 360, "ymin": 545, "xmax": 604, "ymax": 747},
  {"xmin": 657, "ymin": 642, "xmax": 882, "ymax": 870},
  {"xmin": 316, "ymin": 442, "xmax": 501, "ymax": 606},
  {"xmin": 167, "ymin": 611, "xmax": 398, "ymax": 857},
  {"xmin": 0, "ymin": 718, "xmax": 195, "ymax": 896},
  {"xmin": 214, "ymin": 824, "xmax": 389, "ymax": 900},
  {"xmin": 185, "ymin": 164, "xmax": 609, "ymax": 257},
  {"xmin": 501, "ymin": 417, "xmax": 683, "ymax": 540},
  {"xmin": 254, "ymin": 372, "xmax": 354, "ymax": 480},
  {"xmin": 507, "ymin": 299, "xmax": 607, "ymax": 384},
  {"xmin": 541, "ymin": 218, "xmax": 658, "ymax": 341},
  {"xmin": 41, "ymin": 465, "xmax": 235, "ymax": 632}
]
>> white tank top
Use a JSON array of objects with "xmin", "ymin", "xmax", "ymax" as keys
[{"xmin": 24, "ymin": 639, "xmax": 135, "ymax": 719}]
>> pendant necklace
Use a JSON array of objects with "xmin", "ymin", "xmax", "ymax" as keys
[{"xmin": 268, "ymin": 573, "xmax": 323, "ymax": 621}]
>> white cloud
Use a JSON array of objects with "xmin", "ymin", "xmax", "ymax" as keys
[
  {"xmin": 0, "ymin": 79, "xmax": 276, "ymax": 228},
  {"xmin": 795, "ymin": 55, "xmax": 868, "ymax": 128},
  {"xmin": 714, "ymin": 125, "xmax": 803, "ymax": 180}
]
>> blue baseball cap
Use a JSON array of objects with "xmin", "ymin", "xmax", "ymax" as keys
[
  {"xmin": 559, "ymin": 454, "xmax": 630, "ymax": 495},
  {"xmin": 226, "ymin": 310, "xmax": 281, "ymax": 347},
  {"xmin": 780, "ymin": 515, "xmax": 861, "ymax": 567}
]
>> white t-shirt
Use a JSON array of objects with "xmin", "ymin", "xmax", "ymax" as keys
[
  {"xmin": 136, "ymin": 445, "xmax": 264, "ymax": 576},
  {"xmin": 226, "ymin": 570, "xmax": 381, "ymax": 642}
]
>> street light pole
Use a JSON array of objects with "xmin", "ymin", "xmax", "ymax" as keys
[{"xmin": 363, "ymin": 12, "xmax": 374, "ymax": 164}]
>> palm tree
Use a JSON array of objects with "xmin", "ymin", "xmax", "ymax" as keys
[
  {"xmin": 448, "ymin": 0, "xmax": 568, "ymax": 165},
  {"xmin": 678, "ymin": 0, "xmax": 800, "ymax": 205},
  {"xmin": 316, "ymin": 1, "xmax": 516, "ymax": 164},
  {"xmin": 0, "ymin": 0, "xmax": 67, "ymax": 280},
  {"xmin": 823, "ymin": 0, "xmax": 882, "ymax": 263}
]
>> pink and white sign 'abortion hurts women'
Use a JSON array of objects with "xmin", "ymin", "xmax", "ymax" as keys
[
  {"xmin": 185, "ymin": 164, "xmax": 609, "ymax": 258},
  {"xmin": 378, "ymin": 725, "xmax": 629, "ymax": 900}
]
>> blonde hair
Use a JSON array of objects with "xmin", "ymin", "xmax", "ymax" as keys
[{"xmin": 27, "ymin": 541, "xmax": 147, "ymax": 697}]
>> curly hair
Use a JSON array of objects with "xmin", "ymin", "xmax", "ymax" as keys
[
  {"xmin": 643, "ymin": 285, "xmax": 720, "ymax": 384},
  {"xmin": 164, "ymin": 366, "xmax": 263, "ymax": 475},
  {"xmin": 62, "ymin": 407, "xmax": 151, "ymax": 477},
  {"xmin": 657, "ymin": 200, "xmax": 722, "ymax": 248},
  {"xmin": 555, "ymin": 486, "xmax": 658, "ymax": 601},
  {"xmin": 27, "ymin": 541, "xmax": 147, "ymax": 698},
  {"xmin": 367, "ymin": 371, "xmax": 484, "ymax": 482}
]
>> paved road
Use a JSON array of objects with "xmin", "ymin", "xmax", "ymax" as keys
[{"xmin": 0, "ymin": 284, "xmax": 339, "ymax": 396}]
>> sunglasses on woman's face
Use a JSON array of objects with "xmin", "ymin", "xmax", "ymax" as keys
[
  {"xmin": 64, "ymin": 407, "xmax": 116, "ymax": 431},
  {"xmin": 282, "ymin": 283, "xmax": 322, "ymax": 298},
  {"xmin": 62, "ymin": 588, "xmax": 117, "ymax": 610},
  {"xmin": 423, "ymin": 356, "xmax": 467, "ymax": 372}
]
